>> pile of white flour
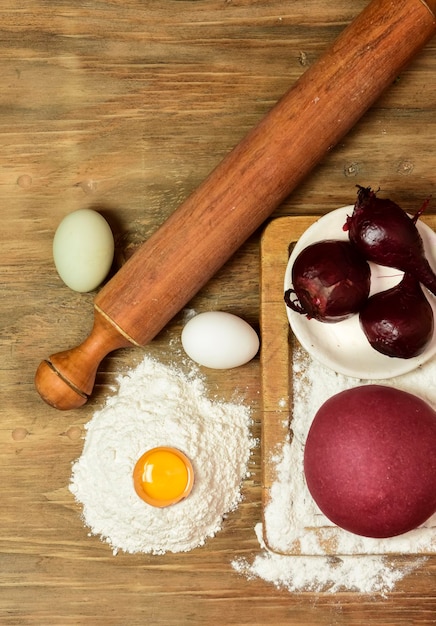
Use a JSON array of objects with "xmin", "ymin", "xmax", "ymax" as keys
[
  {"xmin": 232, "ymin": 348, "xmax": 435, "ymax": 595},
  {"xmin": 70, "ymin": 355, "xmax": 255, "ymax": 555},
  {"xmin": 69, "ymin": 343, "xmax": 434, "ymax": 594}
]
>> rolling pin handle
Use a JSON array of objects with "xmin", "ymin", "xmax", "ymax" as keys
[
  {"xmin": 421, "ymin": 0, "xmax": 436, "ymax": 16},
  {"xmin": 34, "ymin": 309, "xmax": 134, "ymax": 410}
]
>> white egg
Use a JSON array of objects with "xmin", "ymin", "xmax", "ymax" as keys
[
  {"xmin": 53, "ymin": 209, "xmax": 114, "ymax": 292},
  {"xmin": 181, "ymin": 311, "xmax": 260, "ymax": 369}
]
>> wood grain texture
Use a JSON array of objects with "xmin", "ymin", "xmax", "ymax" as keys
[
  {"xmin": 1, "ymin": 1, "xmax": 436, "ymax": 623},
  {"xmin": 35, "ymin": 0, "xmax": 436, "ymax": 411}
]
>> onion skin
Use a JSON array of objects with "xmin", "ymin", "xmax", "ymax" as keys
[
  {"xmin": 345, "ymin": 186, "xmax": 436, "ymax": 296},
  {"xmin": 284, "ymin": 239, "xmax": 371, "ymax": 323},
  {"xmin": 303, "ymin": 385, "xmax": 436, "ymax": 539},
  {"xmin": 359, "ymin": 273, "xmax": 434, "ymax": 359}
]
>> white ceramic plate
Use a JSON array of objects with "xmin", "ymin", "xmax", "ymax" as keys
[{"xmin": 284, "ymin": 206, "xmax": 436, "ymax": 379}]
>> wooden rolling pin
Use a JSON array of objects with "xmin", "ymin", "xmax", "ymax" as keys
[{"xmin": 36, "ymin": 0, "xmax": 436, "ymax": 410}]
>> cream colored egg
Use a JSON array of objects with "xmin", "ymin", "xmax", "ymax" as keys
[
  {"xmin": 53, "ymin": 209, "xmax": 114, "ymax": 292},
  {"xmin": 181, "ymin": 311, "xmax": 260, "ymax": 369}
]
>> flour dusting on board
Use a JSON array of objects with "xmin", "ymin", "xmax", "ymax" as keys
[
  {"xmin": 70, "ymin": 354, "xmax": 255, "ymax": 555},
  {"xmin": 233, "ymin": 348, "xmax": 435, "ymax": 594}
]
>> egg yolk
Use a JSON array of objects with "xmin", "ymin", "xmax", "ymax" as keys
[{"xmin": 133, "ymin": 448, "xmax": 193, "ymax": 507}]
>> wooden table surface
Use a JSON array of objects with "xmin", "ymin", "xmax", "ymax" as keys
[{"xmin": 2, "ymin": 1, "xmax": 436, "ymax": 624}]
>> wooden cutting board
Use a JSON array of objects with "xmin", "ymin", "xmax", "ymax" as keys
[{"xmin": 260, "ymin": 213, "xmax": 436, "ymax": 556}]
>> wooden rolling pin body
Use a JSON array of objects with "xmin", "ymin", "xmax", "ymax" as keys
[{"xmin": 36, "ymin": 0, "xmax": 436, "ymax": 409}]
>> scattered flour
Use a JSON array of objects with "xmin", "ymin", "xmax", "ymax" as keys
[
  {"xmin": 232, "ymin": 524, "xmax": 426, "ymax": 595},
  {"xmin": 69, "ymin": 337, "xmax": 435, "ymax": 593},
  {"xmin": 70, "ymin": 354, "xmax": 255, "ymax": 555},
  {"xmin": 232, "ymin": 349, "xmax": 435, "ymax": 594}
]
